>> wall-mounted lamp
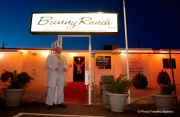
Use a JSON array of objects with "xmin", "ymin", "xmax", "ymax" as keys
[
  {"xmin": 42, "ymin": 51, "xmax": 50, "ymax": 57},
  {"xmin": 0, "ymin": 53, "xmax": 3, "ymax": 58},
  {"xmin": 70, "ymin": 53, "xmax": 77, "ymax": 57},
  {"xmin": 120, "ymin": 53, "xmax": 126, "ymax": 56}
]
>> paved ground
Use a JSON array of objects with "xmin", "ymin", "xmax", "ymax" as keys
[{"xmin": 0, "ymin": 100, "xmax": 180, "ymax": 117}]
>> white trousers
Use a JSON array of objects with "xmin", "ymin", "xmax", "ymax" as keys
[{"xmin": 46, "ymin": 79, "xmax": 64, "ymax": 106}]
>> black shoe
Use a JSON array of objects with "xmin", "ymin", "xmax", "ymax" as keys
[
  {"xmin": 58, "ymin": 103, "xmax": 67, "ymax": 108},
  {"xmin": 47, "ymin": 105, "xmax": 53, "ymax": 110}
]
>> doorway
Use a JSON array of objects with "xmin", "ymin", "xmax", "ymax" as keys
[{"xmin": 73, "ymin": 56, "xmax": 85, "ymax": 82}]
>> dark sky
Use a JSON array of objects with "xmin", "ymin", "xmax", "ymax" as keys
[{"xmin": 0, "ymin": 0, "xmax": 179, "ymax": 50}]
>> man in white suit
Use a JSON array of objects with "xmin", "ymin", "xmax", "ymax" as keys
[{"xmin": 46, "ymin": 46, "xmax": 68, "ymax": 109}]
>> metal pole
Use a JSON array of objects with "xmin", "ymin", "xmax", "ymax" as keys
[
  {"xmin": 123, "ymin": 0, "xmax": 131, "ymax": 105},
  {"xmin": 58, "ymin": 35, "xmax": 62, "ymax": 47},
  {"xmin": 169, "ymin": 49, "xmax": 177, "ymax": 105},
  {"xmin": 88, "ymin": 35, "xmax": 92, "ymax": 105}
]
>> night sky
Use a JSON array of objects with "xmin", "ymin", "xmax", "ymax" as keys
[{"xmin": 0, "ymin": 0, "xmax": 179, "ymax": 50}]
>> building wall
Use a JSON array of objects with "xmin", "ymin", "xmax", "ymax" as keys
[
  {"xmin": 148, "ymin": 53, "xmax": 180, "ymax": 86},
  {"xmin": 0, "ymin": 51, "xmax": 23, "ymax": 76},
  {"xmin": 1, "ymin": 49, "xmax": 180, "ymax": 103},
  {"xmin": 0, "ymin": 49, "xmax": 180, "ymax": 87}
]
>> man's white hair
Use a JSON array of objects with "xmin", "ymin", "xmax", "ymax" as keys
[{"xmin": 56, "ymin": 46, "xmax": 62, "ymax": 49}]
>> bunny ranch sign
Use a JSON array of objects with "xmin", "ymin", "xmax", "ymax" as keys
[{"xmin": 30, "ymin": 13, "xmax": 118, "ymax": 34}]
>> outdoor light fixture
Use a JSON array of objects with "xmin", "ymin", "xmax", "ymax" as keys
[
  {"xmin": 0, "ymin": 53, "xmax": 3, "ymax": 58},
  {"xmin": 42, "ymin": 51, "xmax": 50, "ymax": 57},
  {"xmin": 70, "ymin": 53, "xmax": 77, "ymax": 57}
]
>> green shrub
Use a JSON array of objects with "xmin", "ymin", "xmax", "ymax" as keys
[
  {"xmin": 1, "ymin": 70, "xmax": 33, "ymax": 89},
  {"xmin": 105, "ymin": 74, "xmax": 131, "ymax": 94},
  {"xmin": 160, "ymin": 83, "xmax": 175, "ymax": 95},
  {"xmin": 157, "ymin": 70, "xmax": 171, "ymax": 85},
  {"xmin": 133, "ymin": 72, "xmax": 148, "ymax": 89},
  {"xmin": 1, "ymin": 71, "xmax": 10, "ymax": 82},
  {"xmin": 157, "ymin": 70, "xmax": 175, "ymax": 95}
]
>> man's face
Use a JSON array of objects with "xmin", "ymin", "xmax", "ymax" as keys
[{"xmin": 55, "ymin": 47, "xmax": 62, "ymax": 54}]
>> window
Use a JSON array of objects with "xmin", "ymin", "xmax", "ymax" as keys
[{"xmin": 163, "ymin": 58, "xmax": 176, "ymax": 69}]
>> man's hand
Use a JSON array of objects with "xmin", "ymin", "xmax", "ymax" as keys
[
  {"xmin": 63, "ymin": 67, "xmax": 67, "ymax": 71},
  {"xmin": 55, "ymin": 67, "xmax": 59, "ymax": 71}
]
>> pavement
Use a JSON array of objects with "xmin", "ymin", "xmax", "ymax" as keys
[{"xmin": 0, "ymin": 100, "xmax": 180, "ymax": 117}]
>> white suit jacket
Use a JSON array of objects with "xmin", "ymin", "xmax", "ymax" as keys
[{"xmin": 46, "ymin": 53, "xmax": 68, "ymax": 87}]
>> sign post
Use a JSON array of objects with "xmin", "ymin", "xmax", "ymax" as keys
[{"xmin": 123, "ymin": 0, "xmax": 131, "ymax": 105}]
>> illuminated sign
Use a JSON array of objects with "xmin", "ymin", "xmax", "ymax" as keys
[
  {"xmin": 96, "ymin": 56, "xmax": 111, "ymax": 69},
  {"xmin": 30, "ymin": 13, "xmax": 118, "ymax": 34}
]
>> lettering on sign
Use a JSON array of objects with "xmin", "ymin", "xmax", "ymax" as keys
[
  {"xmin": 31, "ymin": 13, "xmax": 118, "ymax": 34},
  {"xmin": 129, "ymin": 57, "xmax": 143, "ymax": 73},
  {"xmin": 96, "ymin": 56, "xmax": 111, "ymax": 69}
]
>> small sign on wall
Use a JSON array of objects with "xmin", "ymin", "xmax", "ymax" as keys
[
  {"xmin": 96, "ymin": 56, "xmax": 111, "ymax": 69},
  {"xmin": 129, "ymin": 57, "xmax": 142, "ymax": 74}
]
